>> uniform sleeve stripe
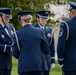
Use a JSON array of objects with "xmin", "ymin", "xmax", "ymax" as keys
[
  {"xmin": 58, "ymin": 58, "xmax": 64, "ymax": 61},
  {"xmin": 51, "ymin": 57, "xmax": 55, "ymax": 59}
]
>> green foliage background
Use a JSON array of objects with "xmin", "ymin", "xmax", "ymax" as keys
[{"xmin": 0, "ymin": 0, "xmax": 76, "ymax": 30}]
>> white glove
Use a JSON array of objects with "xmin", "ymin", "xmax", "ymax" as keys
[
  {"xmin": 58, "ymin": 64, "xmax": 63, "ymax": 67},
  {"xmin": 50, "ymin": 63, "xmax": 55, "ymax": 69}
]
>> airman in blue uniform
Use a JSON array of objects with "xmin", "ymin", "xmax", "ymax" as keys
[
  {"xmin": 13, "ymin": 10, "xmax": 50, "ymax": 75},
  {"xmin": 34, "ymin": 10, "xmax": 55, "ymax": 75},
  {"xmin": 57, "ymin": 1, "xmax": 76, "ymax": 75},
  {"xmin": 0, "ymin": 8, "xmax": 15, "ymax": 75}
]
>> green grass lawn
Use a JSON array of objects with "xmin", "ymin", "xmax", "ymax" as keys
[
  {"xmin": 12, "ymin": 57, "xmax": 18, "ymax": 75},
  {"xmin": 11, "ymin": 57, "xmax": 62, "ymax": 75}
]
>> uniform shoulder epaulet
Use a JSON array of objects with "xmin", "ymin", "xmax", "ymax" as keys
[{"xmin": 60, "ymin": 21, "xmax": 69, "ymax": 41}]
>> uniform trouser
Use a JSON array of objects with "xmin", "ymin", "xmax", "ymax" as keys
[
  {"xmin": 44, "ymin": 63, "xmax": 50, "ymax": 75},
  {"xmin": 62, "ymin": 71, "xmax": 76, "ymax": 75},
  {"xmin": 0, "ymin": 69, "xmax": 11, "ymax": 75},
  {"xmin": 44, "ymin": 71, "xmax": 49, "ymax": 75},
  {"xmin": 19, "ymin": 71, "xmax": 44, "ymax": 75}
]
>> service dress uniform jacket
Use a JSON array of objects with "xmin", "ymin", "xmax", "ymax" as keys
[
  {"xmin": 57, "ymin": 17, "xmax": 76, "ymax": 71},
  {"xmin": 13, "ymin": 24, "xmax": 50, "ymax": 73},
  {"xmin": 0, "ymin": 23, "xmax": 14, "ymax": 70},
  {"xmin": 34, "ymin": 23, "xmax": 55, "ymax": 68}
]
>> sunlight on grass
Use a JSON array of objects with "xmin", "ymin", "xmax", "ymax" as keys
[
  {"xmin": 11, "ymin": 57, "xmax": 18, "ymax": 75},
  {"xmin": 50, "ymin": 61, "xmax": 62, "ymax": 75}
]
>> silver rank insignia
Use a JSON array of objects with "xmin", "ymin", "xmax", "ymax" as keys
[
  {"xmin": 1, "ymin": 34, "xmax": 5, "ymax": 38},
  {"xmin": 11, "ymin": 30, "xmax": 14, "ymax": 35},
  {"xmin": 45, "ymin": 11, "xmax": 48, "ymax": 14}
]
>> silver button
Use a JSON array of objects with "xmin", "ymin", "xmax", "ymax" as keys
[{"xmin": 9, "ymin": 42, "xmax": 11, "ymax": 44}]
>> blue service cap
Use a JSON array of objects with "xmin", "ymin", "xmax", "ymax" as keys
[
  {"xmin": 36, "ymin": 10, "xmax": 51, "ymax": 20},
  {"xmin": 0, "ymin": 8, "xmax": 13, "ymax": 19},
  {"xmin": 16, "ymin": 10, "xmax": 33, "ymax": 17},
  {"xmin": 68, "ymin": 1, "xmax": 76, "ymax": 10}
]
